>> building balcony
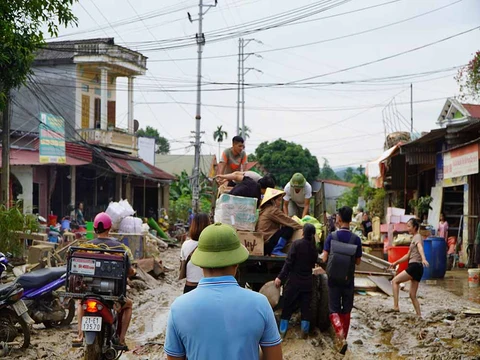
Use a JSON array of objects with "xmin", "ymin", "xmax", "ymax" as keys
[{"xmin": 79, "ymin": 128, "xmax": 138, "ymax": 155}]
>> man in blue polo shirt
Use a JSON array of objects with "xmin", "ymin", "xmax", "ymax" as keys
[{"xmin": 165, "ymin": 223, "xmax": 283, "ymax": 360}]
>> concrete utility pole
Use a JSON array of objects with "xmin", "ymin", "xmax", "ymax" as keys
[
  {"xmin": 189, "ymin": 0, "xmax": 217, "ymax": 213},
  {"xmin": 236, "ymin": 38, "xmax": 263, "ymax": 138},
  {"xmin": 1, "ymin": 95, "xmax": 11, "ymax": 208},
  {"xmin": 410, "ymin": 83, "xmax": 413, "ymax": 133}
]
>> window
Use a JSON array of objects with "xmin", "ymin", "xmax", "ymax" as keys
[{"xmin": 94, "ymin": 98, "xmax": 101, "ymax": 128}]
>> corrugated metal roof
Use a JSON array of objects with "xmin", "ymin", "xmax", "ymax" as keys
[
  {"xmin": 155, "ymin": 154, "xmax": 216, "ymax": 177},
  {"xmin": 0, "ymin": 148, "xmax": 90, "ymax": 166},
  {"xmin": 105, "ymin": 151, "xmax": 175, "ymax": 181}
]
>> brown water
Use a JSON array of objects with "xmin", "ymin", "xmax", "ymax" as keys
[{"xmin": 426, "ymin": 269, "xmax": 480, "ymax": 304}]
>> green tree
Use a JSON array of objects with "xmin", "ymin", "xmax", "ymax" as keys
[
  {"xmin": 136, "ymin": 126, "xmax": 170, "ymax": 154},
  {"xmin": 0, "ymin": 0, "xmax": 78, "ymax": 109},
  {"xmin": 253, "ymin": 139, "xmax": 320, "ymax": 186},
  {"xmin": 456, "ymin": 50, "xmax": 480, "ymax": 100},
  {"xmin": 213, "ymin": 125, "xmax": 228, "ymax": 160},
  {"xmin": 343, "ymin": 167, "xmax": 355, "ymax": 182},
  {"xmin": 319, "ymin": 158, "xmax": 340, "ymax": 180}
]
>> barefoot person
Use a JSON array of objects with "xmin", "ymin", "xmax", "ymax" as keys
[{"xmin": 390, "ymin": 218, "xmax": 429, "ymax": 316}]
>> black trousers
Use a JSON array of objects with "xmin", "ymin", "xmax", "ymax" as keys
[
  {"xmin": 328, "ymin": 282, "xmax": 354, "ymax": 314},
  {"xmin": 183, "ymin": 284, "xmax": 197, "ymax": 294},
  {"xmin": 264, "ymin": 226, "xmax": 294, "ymax": 255},
  {"xmin": 281, "ymin": 275, "xmax": 312, "ymax": 322}
]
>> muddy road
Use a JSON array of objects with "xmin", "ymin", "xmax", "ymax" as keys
[{"xmin": 6, "ymin": 248, "xmax": 480, "ymax": 360}]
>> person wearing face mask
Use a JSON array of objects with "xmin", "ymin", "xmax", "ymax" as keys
[
  {"xmin": 282, "ymin": 173, "xmax": 312, "ymax": 218},
  {"xmin": 257, "ymin": 188, "xmax": 302, "ymax": 257}
]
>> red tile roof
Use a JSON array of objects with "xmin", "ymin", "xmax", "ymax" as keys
[{"xmin": 462, "ymin": 103, "xmax": 480, "ymax": 119}]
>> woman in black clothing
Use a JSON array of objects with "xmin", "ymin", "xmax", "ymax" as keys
[{"xmin": 274, "ymin": 223, "xmax": 318, "ymax": 338}]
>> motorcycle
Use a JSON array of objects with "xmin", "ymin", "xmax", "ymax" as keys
[
  {"xmin": 0, "ymin": 252, "xmax": 14, "ymax": 281},
  {"xmin": 62, "ymin": 246, "xmax": 129, "ymax": 360},
  {"xmin": 16, "ymin": 267, "xmax": 75, "ymax": 328},
  {"xmin": 0, "ymin": 281, "xmax": 33, "ymax": 352}
]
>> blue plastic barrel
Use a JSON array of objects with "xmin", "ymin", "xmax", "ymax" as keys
[
  {"xmin": 421, "ymin": 238, "xmax": 432, "ymax": 281},
  {"xmin": 421, "ymin": 237, "xmax": 447, "ymax": 281}
]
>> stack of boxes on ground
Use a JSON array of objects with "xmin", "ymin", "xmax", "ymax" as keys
[{"xmin": 214, "ymin": 193, "xmax": 264, "ymax": 256}]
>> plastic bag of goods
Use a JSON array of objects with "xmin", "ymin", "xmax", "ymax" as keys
[
  {"xmin": 106, "ymin": 202, "xmax": 127, "ymax": 230},
  {"xmin": 119, "ymin": 216, "xmax": 143, "ymax": 234},
  {"xmin": 119, "ymin": 199, "xmax": 135, "ymax": 217},
  {"xmin": 214, "ymin": 194, "xmax": 257, "ymax": 231}
]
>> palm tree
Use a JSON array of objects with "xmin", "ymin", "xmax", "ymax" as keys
[
  {"xmin": 240, "ymin": 125, "xmax": 251, "ymax": 139},
  {"xmin": 213, "ymin": 125, "xmax": 228, "ymax": 160}
]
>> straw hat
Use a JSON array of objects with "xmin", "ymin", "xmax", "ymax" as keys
[
  {"xmin": 259, "ymin": 281, "xmax": 281, "ymax": 308},
  {"xmin": 260, "ymin": 187, "xmax": 285, "ymax": 208}
]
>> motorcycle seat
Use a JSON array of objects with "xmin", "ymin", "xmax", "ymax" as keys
[
  {"xmin": 0, "ymin": 282, "xmax": 19, "ymax": 299},
  {"xmin": 17, "ymin": 266, "xmax": 66, "ymax": 290}
]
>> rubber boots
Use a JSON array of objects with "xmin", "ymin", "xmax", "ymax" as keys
[
  {"xmin": 279, "ymin": 319, "xmax": 289, "ymax": 339},
  {"xmin": 301, "ymin": 320, "xmax": 310, "ymax": 339},
  {"xmin": 329, "ymin": 313, "xmax": 347, "ymax": 354},
  {"xmin": 341, "ymin": 313, "xmax": 351, "ymax": 339},
  {"xmin": 271, "ymin": 237, "xmax": 287, "ymax": 257}
]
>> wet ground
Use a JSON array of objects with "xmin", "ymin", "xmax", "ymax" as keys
[{"xmin": 5, "ymin": 249, "xmax": 480, "ymax": 360}]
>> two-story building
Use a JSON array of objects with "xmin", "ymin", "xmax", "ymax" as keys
[{"xmin": 4, "ymin": 38, "xmax": 174, "ymax": 221}]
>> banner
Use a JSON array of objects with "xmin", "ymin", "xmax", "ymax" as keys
[
  {"xmin": 443, "ymin": 143, "xmax": 478, "ymax": 179},
  {"xmin": 39, "ymin": 113, "xmax": 66, "ymax": 164}
]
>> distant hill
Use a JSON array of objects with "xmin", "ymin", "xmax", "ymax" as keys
[{"xmin": 333, "ymin": 166, "xmax": 349, "ymax": 180}]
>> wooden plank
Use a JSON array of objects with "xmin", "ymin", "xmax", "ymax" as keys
[
  {"xmin": 367, "ymin": 275, "xmax": 409, "ymax": 297},
  {"xmin": 355, "ymin": 277, "xmax": 378, "ymax": 291}
]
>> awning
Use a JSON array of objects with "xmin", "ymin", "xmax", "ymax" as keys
[
  {"xmin": 103, "ymin": 152, "xmax": 175, "ymax": 181},
  {"xmin": 366, "ymin": 144, "xmax": 401, "ymax": 188},
  {"xmin": 0, "ymin": 148, "xmax": 91, "ymax": 166}
]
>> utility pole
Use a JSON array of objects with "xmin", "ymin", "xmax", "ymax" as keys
[
  {"xmin": 189, "ymin": 0, "xmax": 217, "ymax": 213},
  {"xmin": 1, "ymin": 94, "xmax": 10, "ymax": 208},
  {"xmin": 236, "ymin": 38, "xmax": 242, "ymax": 135},
  {"xmin": 237, "ymin": 38, "xmax": 263, "ymax": 139},
  {"xmin": 410, "ymin": 83, "xmax": 413, "ymax": 133}
]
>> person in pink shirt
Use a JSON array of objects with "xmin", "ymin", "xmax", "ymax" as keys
[{"xmin": 437, "ymin": 213, "xmax": 449, "ymax": 240}]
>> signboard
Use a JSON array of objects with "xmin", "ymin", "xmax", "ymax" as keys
[
  {"xmin": 138, "ymin": 137, "xmax": 156, "ymax": 165},
  {"xmin": 39, "ymin": 112, "xmax": 66, "ymax": 163},
  {"xmin": 443, "ymin": 143, "xmax": 478, "ymax": 179}
]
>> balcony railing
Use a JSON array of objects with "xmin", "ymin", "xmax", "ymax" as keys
[
  {"xmin": 79, "ymin": 128, "xmax": 138, "ymax": 155},
  {"xmin": 75, "ymin": 43, "xmax": 147, "ymax": 70}
]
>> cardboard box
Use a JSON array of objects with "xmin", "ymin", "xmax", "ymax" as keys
[
  {"xmin": 214, "ymin": 194, "xmax": 258, "ymax": 231},
  {"xmin": 387, "ymin": 215, "xmax": 401, "ymax": 224},
  {"xmin": 237, "ymin": 231, "xmax": 264, "ymax": 256},
  {"xmin": 27, "ymin": 245, "xmax": 54, "ymax": 264},
  {"xmin": 111, "ymin": 233, "xmax": 146, "ymax": 259},
  {"xmin": 387, "ymin": 207, "xmax": 405, "ymax": 217},
  {"xmin": 400, "ymin": 215, "xmax": 415, "ymax": 223}
]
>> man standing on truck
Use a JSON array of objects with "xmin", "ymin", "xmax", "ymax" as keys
[
  {"xmin": 283, "ymin": 173, "xmax": 312, "ymax": 218},
  {"xmin": 322, "ymin": 206, "xmax": 362, "ymax": 355},
  {"xmin": 217, "ymin": 136, "xmax": 248, "ymax": 176},
  {"xmin": 165, "ymin": 223, "xmax": 283, "ymax": 360}
]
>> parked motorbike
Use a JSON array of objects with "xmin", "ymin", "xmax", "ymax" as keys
[
  {"xmin": 0, "ymin": 252, "xmax": 14, "ymax": 280},
  {"xmin": 0, "ymin": 282, "xmax": 33, "ymax": 351},
  {"xmin": 63, "ymin": 246, "xmax": 129, "ymax": 360},
  {"xmin": 16, "ymin": 267, "xmax": 75, "ymax": 328}
]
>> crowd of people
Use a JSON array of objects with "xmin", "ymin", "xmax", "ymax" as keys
[{"xmin": 73, "ymin": 136, "xmax": 434, "ymax": 359}]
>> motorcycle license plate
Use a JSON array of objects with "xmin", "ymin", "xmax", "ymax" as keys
[
  {"xmin": 81, "ymin": 316, "xmax": 102, "ymax": 332},
  {"xmin": 12, "ymin": 300, "xmax": 28, "ymax": 316}
]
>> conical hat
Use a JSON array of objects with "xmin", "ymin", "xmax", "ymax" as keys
[
  {"xmin": 260, "ymin": 188, "xmax": 285, "ymax": 208},
  {"xmin": 259, "ymin": 280, "xmax": 281, "ymax": 308}
]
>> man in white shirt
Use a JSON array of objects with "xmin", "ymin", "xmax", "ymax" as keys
[{"xmin": 283, "ymin": 173, "xmax": 312, "ymax": 218}]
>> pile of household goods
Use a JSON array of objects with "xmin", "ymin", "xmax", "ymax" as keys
[
  {"xmin": 106, "ymin": 199, "xmax": 168, "ymax": 259},
  {"xmin": 214, "ymin": 193, "xmax": 324, "ymax": 256}
]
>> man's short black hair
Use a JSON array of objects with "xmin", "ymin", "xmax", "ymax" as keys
[
  {"xmin": 232, "ymin": 136, "xmax": 244, "ymax": 144},
  {"xmin": 258, "ymin": 174, "xmax": 276, "ymax": 189},
  {"xmin": 338, "ymin": 206, "xmax": 353, "ymax": 223}
]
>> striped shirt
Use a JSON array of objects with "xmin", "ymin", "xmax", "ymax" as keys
[{"xmin": 165, "ymin": 275, "xmax": 281, "ymax": 360}]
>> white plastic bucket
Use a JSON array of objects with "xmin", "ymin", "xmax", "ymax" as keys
[{"xmin": 468, "ymin": 269, "xmax": 480, "ymax": 288}]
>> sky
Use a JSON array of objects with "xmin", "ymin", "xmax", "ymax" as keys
[{"xmin": 50, "ymin": 0, "xmax": 480, "ymax": 169}]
